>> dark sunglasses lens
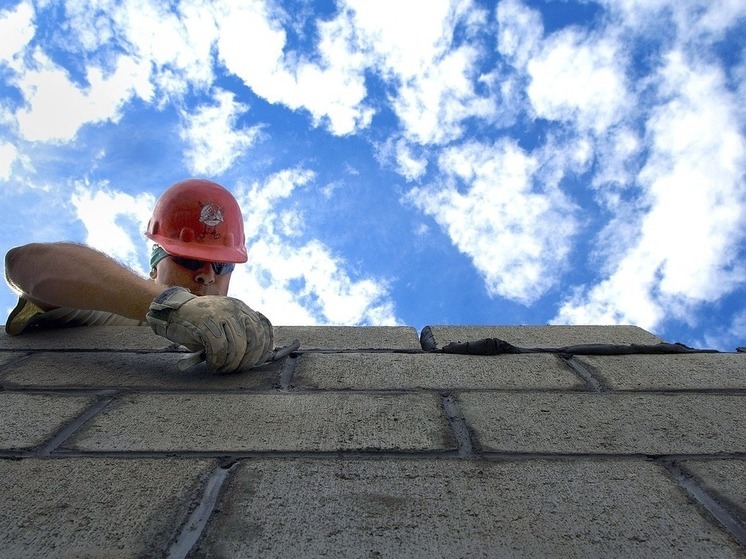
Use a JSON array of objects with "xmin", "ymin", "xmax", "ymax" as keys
[
  {"xmin": 172, "ymin": 256, "xmax": 204, "ymax": 271},
  {"xmin": 212, "ymin": 262, "xmax": 235, "ymax": 275},
  {"xmin": 172, "ymin": 256, "xmax": 235, "ymax": 275}
]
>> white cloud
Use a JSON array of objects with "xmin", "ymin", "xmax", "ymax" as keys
[
  {"xmin": 526, "ymin": 29, "xmax": 629, "ymax": 134},
  {"xmin": 493, "ymin": 0, "xmax": 746, "ymax": 337},
  {"xmin": 62, "ymin": 0, "xmax": 216, "ymax": 94},
  {"xmin": 555, "ymin": 50, "xmax": 746, "ymax": 330},
  {"xmin": 231, "ymin": 169, "xmax": 399, "ymax": 325},
  {"xmin": 496, "ymin": 0, "xmax": 543, "ymax": 68},
  {"xmin": 0, "ymin": 1, "xmax": 35, "ymax": 66},
  {"xmin": 0, "ymin": 142, "xmax": 18, "ymax": 180},
  {"xmin": 14, "ymin": 49, "xmax": 149, "ymax": 142},
  {"xmin": 391, "ymin": 139, "xmax": 428, "ymax": 181},
  {"xmin": 497, "ymin": 0, "xmax": 630, "ymax": 135},
  {"xmin": 71, "ymin": 183, "xmax": 155, "ymax": 272},
  {"xmin": 600, "ymin": 0, "xmax": 746, "ymax": 42},
  {"xmin": 393, "ymin": 45, "xmax": 496, "ymax": 144},
  {"xmin": 348, "ymin": 0, "xmax": 496, "ymax": 145},
  {"xmin": 7, "ymin": 0, "xmax": 495, "ymax": 149},
  {"xmin": 639, "ymin": 54, "xmax": 746, "ymax": 299},
  {"xmin": 180, "ymin": 88, "xmax": 263, "ymax": 176},
  {"xmin": 592, "ymin": 126, "xmax": 642, "ymax": 190},
  {"xmin": 347, "ymin": 0, "xmax": 476, "ymax": 78},
  {"xmin": 408, "ymin": 139, "xmax": 578, "ymax": 304},
  {"xmin": 7, "ymin": 0, "xmax": 220, "ymax": 144},
  {"xmin": 214, "ymin": 0, "xmax": 372, "ymax": 135}
]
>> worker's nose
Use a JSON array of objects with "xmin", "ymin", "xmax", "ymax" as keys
[{"xmin": 194, "ymin": 263, "xmax": 216, "ymax": 284}]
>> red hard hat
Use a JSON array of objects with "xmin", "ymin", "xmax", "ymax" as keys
[{"xmin": 145, "ymin": 179, "xmax": 248, "ymax": 263}]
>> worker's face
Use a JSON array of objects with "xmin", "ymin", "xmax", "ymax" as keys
[{"xmin": 152, "ymin": 256, "xmax": 232, "ymax": 296}]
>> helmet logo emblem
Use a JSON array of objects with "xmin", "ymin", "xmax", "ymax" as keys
[{"xmin": 198, "ymin": 203, "xmax": 224, "ymax": 239}]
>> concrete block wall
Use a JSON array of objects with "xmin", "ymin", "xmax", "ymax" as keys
[{"xmin": 0, "ymin": 324, "xmax": 744, "ymax": 558}]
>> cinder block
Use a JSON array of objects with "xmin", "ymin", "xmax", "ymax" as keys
[
  {"xmin": 577, "ymin": 354, "xmax": 746, "ymax": 390},
  {"xmin": 682, "ymin": 459, "xmax": 746, "ymax": 523},
  {"xmin": 0, "ymin": 393, "xmax": 95, "ymax": 450},
  {"xmin": 2, "ymin": 352, "xmax": 283, "ymax": 390},
  {"xmin": 67, "ymin": 393, "xmax": 454, "ymax": 452},
  {"xmin": 422, "ymin": 325, "xmax": 663, "ymax": 350},
  {"xmin": 0, "ymin": 351, "xmax": 25, "ymax": 371},
  {"xmin": 0, "ymin": 326, "xmax": 170, "ymax": 351},
  {"xmin": 273, "ymin": 325, "xmax": 420, "ymax": 350},
  {"xmin": 294, "ymin": 352, "xmax": 584, "ymax": 390},
  {"xmin": 459, "ymin": 392, "xmax": 746, "ymax": 455},
  {"xmin": 195, "ymin": 458, "xmax": 744, "ymax": 558},
  {"xmin": 0, "ymin": 457, "xmax": 215, "ymax": 557}
]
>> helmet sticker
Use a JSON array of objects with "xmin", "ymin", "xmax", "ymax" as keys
[{"xmin": 199, "ymin": 203, "xmax": 224, "ymax": 239}]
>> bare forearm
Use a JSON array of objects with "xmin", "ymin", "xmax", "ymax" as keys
[{"xmin": 5, "ymin": 242, "xmax": 163, "ymax": 321}]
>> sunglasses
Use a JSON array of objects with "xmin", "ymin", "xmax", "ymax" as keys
[{"xmin": 171, "ymin": 256, "xmax": 235, "ymax": 275}]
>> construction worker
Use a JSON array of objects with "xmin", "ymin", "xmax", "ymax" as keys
[{"xmin": 4, "ymin": 179, "xmax": 274, "ymax": 373}]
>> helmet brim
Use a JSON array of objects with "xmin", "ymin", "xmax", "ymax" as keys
[{"xmin": 148, "ymin": 234, "xmax": 248, "ymax": 264}]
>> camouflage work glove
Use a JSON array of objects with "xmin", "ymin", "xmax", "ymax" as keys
[{"xmin": 146, "ymin": 287, "xmax": 274, "ymax": 374}]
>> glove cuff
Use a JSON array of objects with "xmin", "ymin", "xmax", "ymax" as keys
[
  {"xmin": 146, "ymin": 287, "xmax": 197, "ymax": 334},
  {"xmin": 150, "ymin": 286, "xmax": 196, "ymax": 309}
]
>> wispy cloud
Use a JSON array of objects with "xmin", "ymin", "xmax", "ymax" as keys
[
  {"xmin": 348, "ymin": 0, "xmax": 495, "ymax": 145},
  {"xmin": 14, "ymin": 50, "xmax": 147, "ymax": 142},
  {"xmin": 214, "ymin": 0, "xmax": 372, "ymax": 135},
  {"xmin": 180, "ymin": 89, "xmax": 263, "ymax": 176},
  {"xmin": 0, "ymin": 142, "xmax": 18, "ymax": 180},
  {"xmin": 551, "ymin": 2, "xmax": 746, "ymax": 336},
  {"xmin": 0, "ymin": 1, "xmax": 34, "ymax": 64},
  {"xmin": 232, "ymin": 169, "xmax": 399, "ymax": 325},
  {"xmin": 408, "ymin": 139, "xmax": 578, "ymax": 304},
  {"xmin": 71, "ymin": 182, "xmax": 155, "ymax": 271}
]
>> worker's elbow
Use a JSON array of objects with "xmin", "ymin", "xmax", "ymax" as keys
[
  {"xmin": 5, "ymin": 244, "xmax": 41, "ymax": 290},
  {"xmin": 5, "ymin": 245, "xmax": 23, "ymax": 280}
]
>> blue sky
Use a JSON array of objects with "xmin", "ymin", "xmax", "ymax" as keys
[{"xmin": 1, "ymin": 0, "xmax": 745, "ymax": 350}]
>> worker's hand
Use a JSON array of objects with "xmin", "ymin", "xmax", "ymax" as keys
[{"xmin": 146, "ymin": 287, "xmax": 274, "ymax": 374}]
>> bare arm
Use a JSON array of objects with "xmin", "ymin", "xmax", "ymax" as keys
[{"xmin": 5, "ymin": 242, "xmax": 163, "ymax": 322}]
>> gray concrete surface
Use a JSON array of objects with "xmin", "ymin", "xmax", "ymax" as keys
[
  {"xmin": 67, "ymin": 392, "xmax": 454, "ymax": 452},
  {"xmin": 460, "ymin": 392, "xmax": 746, "ymax": 454},
  {"xmin": 423, "ymin": 324, "xmax": 664, "ymax": 348},
  {"xmin": 0, "ymin": 325, "xmax": 167, "ymax": 350},
  {"xmin": 294, "ymin": 352, "xmax": 584, "ymax": 390},
  {"xmin": 682, "ymin": 459, "xmax": 746, "ymax": 521},
  {"xmin": 2, "ymin": 351, "xmax": 283, "ymax": 389},
  {"xmin": 274, "ymin": 325, "xmax": 421, "ymax": 349},
  {"xmin": 0, "ymin": 324, "xmax": 744, "ymax": 558},
  {"xmin": 578, "ymin": 353, "xmax": 746, "ymax": 390},
  {"xmin": 0, "ymin": 392, "xmax": 95, "ymax": 450},
  {"xmin": 0, "ymin": 458, "xmax": 215, "ymax": 557},
  {"xmin": 196, "ymin": 458, "xmax": 745, "ymax": 558}
]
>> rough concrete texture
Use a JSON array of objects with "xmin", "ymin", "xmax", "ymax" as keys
[
  {"xmin": 1, "ymin": 324, "xmax": 744, "ymax": 558},
  {"xmin": 0, "ymin": 324, "xmax": 167, "ymax": 351},
  {"xmin": 0, "ymin": 458, "xmax": 215, "ymax": 558},
  {"xmin": 274, "ymin": 325, "xmax": 421, "ymax": 349},
  {"xmin": 197, "ymin": 458, "xmax": 744, "ymax": 558},
  {"xmin": 461, "ymin": 392, "xmax": 746, "ymax": 454},
  {"xmin": 0, "ymin": 392, "xmax": 95, "ymax": 450},
  {"xmin": 2, "ymin": 351, "xmax": 283, "ymax": 390},
  {"xmin": 67, "ymin": 392, "xmax": 454, "ymax": 452},
  {"xmin": 578, "ymin": 353, "xmax": 746, "ymax": 390},
  {"xmin": 424, "ymin": 324, "xmax": 663, "ymax": 348},
  {"xmin": 682, "ymin": 459, "xmax": 746, "ymax": 522},
  {"xmin": 294, "ymin": 352, "xmax": 584, "ymax": 390}
]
